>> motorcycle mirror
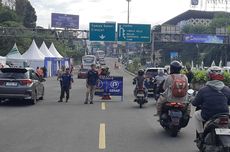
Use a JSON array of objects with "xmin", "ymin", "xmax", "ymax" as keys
[{"xmin": 187, "ymin": 89, "xmax": 194, "ymax": 95}]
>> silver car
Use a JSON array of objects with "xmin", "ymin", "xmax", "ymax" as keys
[{"xmin": 0, "ymin": 68, "xmax": 45, "ymax": 104}]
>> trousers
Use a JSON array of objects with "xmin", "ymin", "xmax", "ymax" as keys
[
  {"xmin": 85, "ymin": 85, "xmax": 96, "ymax": 102},
  {"xmin": 193, "ymin": 110, "xmax": 205, "ymax": 133},
  {"xmin": 60, "ymin": 87, "xmax": 70, "ymax": 100}
]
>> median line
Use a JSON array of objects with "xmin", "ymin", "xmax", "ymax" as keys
[
  {"xmin": 101, "ymin": 102, "xmax": 106, "ymax": 110},
  {"xmin": 99, "ymin": 123, "xmax": 106, "ymax": 149}
]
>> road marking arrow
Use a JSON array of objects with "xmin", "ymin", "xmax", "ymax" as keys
[{"xmin": 99, "ymin": 34, "xmax": 106, "ymax": 40}]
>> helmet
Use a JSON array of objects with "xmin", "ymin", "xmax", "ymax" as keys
[
  {"xmin": 170, "ymin": 60, "xmax": 182, "ymax": 74},
  {"xmin": 207, "ymin": 66, "xmax": 224, "ymax": 81},
  {"xmin": 138, "ymin": 69, "xmax": 144, "ymax": 76}
]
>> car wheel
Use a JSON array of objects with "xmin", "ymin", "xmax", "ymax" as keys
[{"xmin": 31, "ymin": 92, "xmax": 37, "ymax": 105}]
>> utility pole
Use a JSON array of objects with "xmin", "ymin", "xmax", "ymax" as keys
[{"xmin": 127, "ymin": 0, "xmax": 131, "ymax": 24}]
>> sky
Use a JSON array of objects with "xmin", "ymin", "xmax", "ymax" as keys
[{"xmin": 29, "ymin": 0, "xmax": 193, "ymax": 29}]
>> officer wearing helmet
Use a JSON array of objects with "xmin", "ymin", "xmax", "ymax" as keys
[
  {"xmin": 192, "ymin": 66, "xmax": 230, "ymax": 140},
  {"xmin": 156, "ymin": 60, "xmax": 189, "ymax": 115},
  {"xmin": 133, "ymin": 69, "xmax": 147, "ymax": 98}
]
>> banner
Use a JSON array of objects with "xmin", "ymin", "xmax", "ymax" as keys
[
  {"xmin": 184, "ymin": 34, "xmax": 224, "ymax": 44},
  {"xmin": 191, "ymin": 0, "xmax": 199, "ymax": 5},
  {"xmin": 51, "ymin": 13, "xmax": 79, "ymax": 29},
  {"xmin": 170, "ymin": 52, "xmax": 178, "ymax": 60},
  {"xmin": 95, "ymin": 76, "xmax": 123, "ymax": 96}
]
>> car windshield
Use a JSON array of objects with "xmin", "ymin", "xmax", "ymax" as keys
[
  {"xmin": 0, "ymin": 71, "xmax": 28, "ymax": 79},
  {"xmin": 83, "ymin": 57, "xmax": 94, "ymax": 63},
  {"xmin": 146, "ymin": 69, "xmax": 158, "ymax": 77}
]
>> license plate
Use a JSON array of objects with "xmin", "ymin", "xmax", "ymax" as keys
[
  {"xmin": 169, "ymin": 111, "xmax": 182, "ymax": 118},
  {"xmin": 215, "ymin": 128, "xmax": 230, "ymax": 135},
  {"xmin": 137, "ymin": 94, "xmax": 144, "ymax": 97},
  {"xmin": 6, "ymin": 82, "xmax": 17, "ymax": 86}
]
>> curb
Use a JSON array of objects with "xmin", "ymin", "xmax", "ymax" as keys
[{"xmin": 123, "ymin": 67, "xmax": 136, "ymax": 77}]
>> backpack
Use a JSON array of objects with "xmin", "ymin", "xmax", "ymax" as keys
[{"xmin": 171, "ymin": 74, "xmax": 188, "ymax": 97}]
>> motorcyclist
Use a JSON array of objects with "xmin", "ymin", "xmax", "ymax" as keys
[
  {"xmin": 192, "ymin": 66, "xmax": 230, "ymax": 140},
  {"xmin": 154, "ymin": 69, "xmax": 167, "ymax": 99},
  {"xmin": 133, "ymin": 69, "xmax": 147, "ymax": 98},
  {"xmin": 156, "ymin": 60, "xmax": 189, "ymax": 115}
]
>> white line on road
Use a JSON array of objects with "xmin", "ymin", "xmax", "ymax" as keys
[{"xmin": 99, "ymin": 123, "xmax": 106, "ymax": 149}]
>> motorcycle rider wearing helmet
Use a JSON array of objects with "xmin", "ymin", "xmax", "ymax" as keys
[
  {"xmin": 133, "ymin": 69, "xmax": 147, "ymax": 98},
  {"xmin": 156, "ymin": 60, "xmax": 189, "ymax": 115},
  {"xmin": 192, "ymin": 66, "xmax": 230, "ymax": 139}
]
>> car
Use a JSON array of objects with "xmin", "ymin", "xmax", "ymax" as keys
[
  {"xmin": 77, "ymin": 68, "xmax": 88, "ymax": 79},
  {"xmin": 145, "ymin": 67, "xmax": 167, "ymax": 79},
  {"xmin": 99, "ymin": 59, "xmax": 106, "ymax": 65},
  {"xmin": 0, "ymin": 68, "xmax": 45, "ymax": 104}
]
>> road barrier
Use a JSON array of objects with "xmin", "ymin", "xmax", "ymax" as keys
[{"xmin": 95, "ymin": 76, "xmax": 123, "ymax": 101}]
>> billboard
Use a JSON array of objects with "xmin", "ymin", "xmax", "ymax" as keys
[
  {"xmin": 184, "ymin": 34, "xmax": 224, "ymax": 44},
  {"xmin": 51, "ymin": 13, "xmax": 79, "ymax": 29},
  {"xmin": 191, "ymin": 0, "xmax": 199, "ymax": 5}
]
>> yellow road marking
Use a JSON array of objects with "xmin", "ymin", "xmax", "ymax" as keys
[
  {"xmin": 99, "ymin": 123, "xmax": 106, "ymax": 149},
  {"xmin": 101, "ymin": 102, "xmax": 106, "ymax": 110}
]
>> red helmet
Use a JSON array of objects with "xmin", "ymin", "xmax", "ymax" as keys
[{"xmin": 207, "ymin": 66, "xmax": 224, "ymax": 81}]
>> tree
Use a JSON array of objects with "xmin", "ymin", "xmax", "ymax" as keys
[
  {"xmin": 23, "ymin": 1, "xmax": 36, "ymax": 28},
  {"xmin": 0, "ymin": 7, "xmax": 17, "ymax": 22},
  {"xmin": 15, "ymin": 0, "xmax": 27, "ymax": 19}
]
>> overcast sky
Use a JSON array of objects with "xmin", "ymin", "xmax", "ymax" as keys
[{"xmin": 30, "ymin": 0, "xmax": 194, "ymax": 29}]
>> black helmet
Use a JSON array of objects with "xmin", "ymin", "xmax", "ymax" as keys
[
  {"xmin": 138, "ymin": 69, "xmax": 144, "ymax": 76},
  {"xmin": 170, "ymin": 60, "xmax": 182, "ymax": 74}
]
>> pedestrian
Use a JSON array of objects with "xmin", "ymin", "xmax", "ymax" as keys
[
  {"xmin": 58, "ymin": 68, "xmax": 73, "ymax": 103},
  {"xmin": 185, "ymin": 65, "xmax": 194, "ymax": 88},
  {"xmin": 84, "ymin": 64, "xmax": 99, "ymax": 104},
  {"xmin": 57, "ymin": 66, "xmax": 65, "ymax": 87}
]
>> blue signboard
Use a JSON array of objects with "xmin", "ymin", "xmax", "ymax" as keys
[
  {"xmin": 117, "ymin": 24, "xmax": 151, "ymax": 42},
  {"xmin": 89, "ymin": 23, "xmax": 116, "ymax": 41},
  {"xmin": 184, "ymin": 34, "xmax": 224, "ymax": 44},
  {"xmin": 51, "ymin": 13, "xmax": 79, "ymax": 29},
  {"xmin": 95, "ymin": 76, "xmax": 123, "ymax": 97}
]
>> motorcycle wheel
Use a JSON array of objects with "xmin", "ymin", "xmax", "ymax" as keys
[
  {"xmin": 170, "ymin": 127, "xmax": 179, "ymax": 137},
  {"xmin": 139, "ymin": 103, "xmax": 143, "ymax": 108}
]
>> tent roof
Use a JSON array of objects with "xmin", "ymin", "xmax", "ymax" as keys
[
  {"xmin": 49, "ymin": 43, "xmax": 63, "ymax": 58},
  {"xmin": 6, "ymin": 43, "xmax": 22, "ymax": 59},
  {"xmin": 22, "ymin": 40, "xmax": 45, "ymax": 60},
  {"xmin": 40, "ymin": 41, "xmax": 55, "ymax": 57}
]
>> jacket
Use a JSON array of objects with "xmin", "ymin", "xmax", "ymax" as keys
[
  {"xmin": 192, "ymin": 80, "xmax": 230, "ymax": 121},
  {"xmin": 87, "ymin": 69, "xmax": 99, "ymax": 86}
]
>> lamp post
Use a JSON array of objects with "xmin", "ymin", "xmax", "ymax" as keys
[{"xmin": 126, "ymin": 0, "xmax": 131, "ymax": 24}]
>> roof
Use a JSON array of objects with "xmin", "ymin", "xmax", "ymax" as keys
[
  {"xmin": 163, "ymin": 10, "xmax": 229, "ymax": 25},
  {"xmin": 6, "ymin": 43, "xmax": 22, "ymax": 59},
  {"xmin": 49, "ymin": 43, "xmax": 63, "ymax": 58},
  {"xmin": 22, "ymin": 40, "xmax": 45, "ymax": 60},
  {"xmin": 40, "ymin": 41, "xmax": 54, "ymax": 57}
]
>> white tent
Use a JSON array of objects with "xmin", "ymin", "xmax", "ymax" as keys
[
  {"xmin": 40, "ymin": 41, "xmax": 54, "ymax": 57},
  {"xmin": 6, "ymin": 43, "xmax": 22, "ymax": 59},
  {"xmin": 49, "ymin": 43, "xmax": 63, "ymax": 58},
  {"xmin": 22, "ymin": 40, "xmax": 45, "ymax": 69},
  {"xmin": 0, "ymin": 56, "xmax": 6, "ymax": 66}
]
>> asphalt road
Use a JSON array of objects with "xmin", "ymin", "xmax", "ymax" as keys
[{"xmin": 0, "ymin": 58, "xmax": 198, "ymax": 152}]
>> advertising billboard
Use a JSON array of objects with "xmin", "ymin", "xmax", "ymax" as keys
[
  {"xmin": 184, "ymin": 34, "xmax": 224, "ymax": 44},
  {"xmin": 51, "ymin": 13, "xmax": 79, "ymax": 29}
]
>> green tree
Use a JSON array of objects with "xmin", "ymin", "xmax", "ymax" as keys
[
  {"xmin": 0, "ymin": 7, "xmax": 17, "ymax": 22},
  {"xmin": 23, "ymin": 1, "xmax": 36, "ymax": 28},
  {"xmin": 15, "ymin": 0, "xmax": 27, "ymax": 19}
]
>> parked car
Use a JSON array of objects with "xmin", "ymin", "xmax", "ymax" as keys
[
  {"xmin": 77, "ymin": 68, "xmax": 88, "ymax": 79},
  {"xmin": 0, "ymin": 68, "xmax": 45, "ymax": 104},
  {"xmin": 145, "ymin": 67, "xmax": 167, "ymax": 78}
]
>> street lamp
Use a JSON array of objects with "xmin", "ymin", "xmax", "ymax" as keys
[{"xmin": 126, "ymin": 0, "xmax": 131, "ymax": 24}]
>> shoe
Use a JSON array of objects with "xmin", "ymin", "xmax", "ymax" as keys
[
  {"xmin": 90, "ymin": 101, "xmax": 93, "ymax": 104},
  {"xmin": 66, "ymin": 99, "xmax": 68, "ymax": 103},
  {"xmin": 84, "ymin": 101, "xmax": 88, "ymax": 104},
  {"xmin": 58, "ymin": 100, "xmax": 63, "ymax": 102}
]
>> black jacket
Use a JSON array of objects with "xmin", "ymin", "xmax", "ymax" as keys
[{"xmin": 192, "ymin": 81, "xmax": 230, "ymax": 121}]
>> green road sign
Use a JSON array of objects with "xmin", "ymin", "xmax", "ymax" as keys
[
  {"xmin": 118, "ymin": 24, "xmax": 151, "ymax": 42},
  {"xmin": 89, "ymin": 23, "xmax": 116, "ymax": 41}
]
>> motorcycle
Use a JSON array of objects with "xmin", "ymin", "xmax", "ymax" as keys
[
  {"xmin": 145, "ymin": 78, "xmax": 155, "ymax": 98},
  {"xmin": 158, "ymin": 89, "xmax": 192, "ymax": 137},
  {"xmin": 195, "ymin": 113, "xmax": 230, "ymax": 152},
  {"xmin": 133, "ymin": 79, "xmax": 148, "ymax": 108}
]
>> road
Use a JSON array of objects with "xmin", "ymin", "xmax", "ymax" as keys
[{"xmin": 0, "ymin": 58, "xmax": 198, "ymax": 152}]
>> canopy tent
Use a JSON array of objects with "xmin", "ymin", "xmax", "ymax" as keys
[
  {"xmin": 22, "ymin": 40, "xmax": 45, "ymax": 69},
  {"xmin": 40, "ymin": 41, "xmax": 54, "ymax": 57},
  {"xmin": 49, "ymin": 43, "xmax": 63, "ymax": 58},
  {"xmin": 6, "ymin": 43, "xmax": 22, "ymax": 59}
]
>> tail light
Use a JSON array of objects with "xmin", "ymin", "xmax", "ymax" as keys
[
  {"xmin": 165, "ymin": 102, "xmax": 185, "ymax": 108},
  {"xmin": 20, "ymin": 79, "xmax": 33, "ymax": 86},
  {"xmin": 218, "ymin": 117, "xmax": 229, "ymax": 125}
]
